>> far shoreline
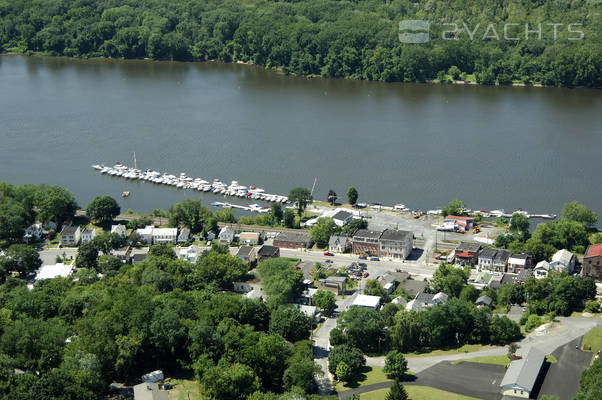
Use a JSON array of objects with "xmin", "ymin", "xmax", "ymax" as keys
[{"xmin": 2, "ymin": 51, "xmax": 599, "ymax": 91}]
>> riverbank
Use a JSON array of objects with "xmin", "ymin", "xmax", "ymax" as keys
[{"xmin": 3, "ymin": 51, "xmax": 598, "ymax": 90}]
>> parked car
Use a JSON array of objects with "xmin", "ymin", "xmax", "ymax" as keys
[
  {"xmin": 370, "ymin": 257, "xmax": 379, "ymax": 261},
  {"xmin": 362, "ymin": 272, "xmax": 369, "ymax": 278},
  {"xmin": 323, "ymin": 251, "xmax": 334, "ymax": 256},
  {"xmin": 359, "ymin": 255, "xmax": 367, "ymax": 260}
]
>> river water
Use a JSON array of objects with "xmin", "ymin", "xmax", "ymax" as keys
[{"xmin": 1, "ymin": 55, "xmax": 600, "ymax": 218}]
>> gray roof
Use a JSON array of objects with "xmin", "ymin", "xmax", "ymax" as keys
[
  {"xmin": 325, "ymin": 276, "xmax": 347, "ymax": 283},
  {"xmin": 401, "ymin": 279, "xmax": 428, "ymax": 297},
  {"xmin": 456, "ymin": 242, "xmax": 482, "ymax": 253},
  {"xmin": 500, "ymin": 347, "xmax": 546, "ymax": 392},
  {"xmin": 516, "ymin": 269, "xmax": 533, "ymax": 282},
  {"xmin": 479, "ymin": 248, "xmax": 498, "ymax": 259},
  {"xmin": 81, "ymin": 228, "xmax": 94, "ymax": 235},
  {"xmin": 178, "ymin": 227, "xmax": 190, "ymax": 237},
  {"xmin": 237, "ymin": 246, "xmax": 254, "ymax": 257},
  {"xmin": 257, "ymin": 245, "xmax": 279, "ymax": 256},
  {"xmin": 488, "ymin": 275, "xmax": 504, "ymax": 289},
  {"xmin": 552, "ymin": 249, "xmax": 573, "ymax": 265},
  {"xmin": 275, "ymin": 231, "xmax": 311, "ymax": 243},
  {"xmin": 353, "ymin": 229, "xmax": 383, "ymax": 240},
  {"xmin": 380, "ymin": 229, "xmax": 412, "ymax": 242},
  {"xmin": 332, "ymin": 210, "xmax": 352, "ymax": 221},
  {"xmin": 61, "ymin": 226, "xmax": 79, "ymax": 235},
  {"xmin": 329, "ymin": 235, "xmax": 348, "ymax": 247},
  {"xmin": 133, "ymin": 382, "xmax": 169, "ymax": 400},
  {"xmin": 476, "ymin": 295, "xmax": 492, "ymax": 306},
  {"xmin": 510, "ymin": 253, "xmax": 531, "ymax": 260},
  {"xmin": 415, "ymin": 292, "xmax": 435, "ymax": 303},
  {"xmin": 493, "ymin": 249, "xmax": 510, "ymax": 263},
  {"xmin": 535, "ymin": 261, "xmax": 550, "ymax": 271}
]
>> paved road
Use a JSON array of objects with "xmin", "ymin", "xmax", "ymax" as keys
[
  {"xmin": 537, "ymin": 337, "xmax": 594, "ymax": 400},
  {"xmin": 366, "ymin": 316, "xmax": 602, "ymax": 374},
  {"xmin": 411, "ymin": 361, "xmax": 505, "ymax": 400}
]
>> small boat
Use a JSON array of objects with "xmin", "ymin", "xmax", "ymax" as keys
[{"xmin": 122, "ymin": 191, "xmax": 130, "ymax": 197}]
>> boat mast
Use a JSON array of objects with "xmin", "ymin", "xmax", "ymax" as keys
[
  {"xmin": 133, "ymin": 152, "xmax": 137, "ymax": 169},
  {"xmin": 310, "ymin": 177, "xmax": 318, "ymax": 197}
]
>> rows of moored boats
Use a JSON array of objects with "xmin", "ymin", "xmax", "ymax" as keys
[{"xmin": 92, "ymin": 164, "xmax": 288, "ymax": 204}]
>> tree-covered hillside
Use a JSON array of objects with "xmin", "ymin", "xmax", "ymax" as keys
[{"xmin": 0, "ymin": 0, "xmax": 600, "ymax": 87}]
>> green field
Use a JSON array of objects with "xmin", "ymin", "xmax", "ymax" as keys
[
  {"xmin": 406, "ymin": 344, "xmax": 493, "ymax": 358},
  {"xmin": 360, "ymin": 385, "xmax": 482, "ymax": 400},
  {"xmin": 334, "ymin": 366, "xmax": 391, "ymax": 392},
  {"xmin": 451, "ymin": 355, "xmax": 510, "ymax": 367},
  {"xmin": 581, "ymin": 326, "xmax": 602, "ymax": 352},
  {"xmin": 169, "ymin": 379, "xmax": 201, "ymax": 400}
]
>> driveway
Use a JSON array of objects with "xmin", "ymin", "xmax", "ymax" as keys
[
  {"xmin": 537, "ymin": 337, "xmax": 593, "ymax": 400},
  {"xmin": 410, "ymin": 361, "xmax": 506, "ymax": 400}
]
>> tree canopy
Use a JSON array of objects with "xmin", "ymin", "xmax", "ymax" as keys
[
  {"xmin": 0, "ymin": 0, "xmax": 599, "ymax": 87},
  {"xmin": 86, "ymin": 196, "xmax": 120, "ymax": 224}
]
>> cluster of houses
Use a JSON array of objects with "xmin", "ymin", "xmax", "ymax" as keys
[
  {"xmin": 451, "ymin": 241, "xmax": 577, "ymax": 279},
  {"xmin": 135, "ymin": 226, "xmax": 190, "ymax": 245},
  {"xmin": 326, "ymin": 228, "xmax": 414, "ymax": 260}
]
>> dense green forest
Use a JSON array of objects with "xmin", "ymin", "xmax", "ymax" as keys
[{"xmin": 0, "ymin": 0, "xmax": 600, "ymax": 87}]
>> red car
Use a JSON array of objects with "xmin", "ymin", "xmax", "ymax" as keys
[
  {"xmin": 362, "ymin": 272, "xmax": 369, "ymax": 278},
  {"xmin": 323, "ymin": 252, "xmax": 334, "ymax": 256}
]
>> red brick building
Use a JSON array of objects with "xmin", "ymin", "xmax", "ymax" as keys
[{"xmin": 582, "ymin": 244, "xmax": 602, "ymax": 280}]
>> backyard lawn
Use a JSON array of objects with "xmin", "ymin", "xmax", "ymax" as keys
[
  {"xmin": 169, "ymin": 379, "xmax": 200, "ymax": 400},
  {"xmin": 360, "ymin": 385, "xmax": 482, "ymax": 400},
  {"xmin": 334, "ymin": 366, "xmax": 391, "ymax": 392},
  {"xmin": 581, "ymin": 326, "xmax": 602, "ymax": 352},
  {"xmin": 451, "ymin": 355, "xmax": 510, "ymax": 367},
  {"xmin": 405, "ymin": 344, "xmax": 494, "ymax": 358}
]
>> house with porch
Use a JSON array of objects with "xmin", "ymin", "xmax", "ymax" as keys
[
  {"xmin": 352, "ymin": 229, "xmax": 383, "ymax": 256},
  {"xmin": 379, "ymin": 229, "xmax": 413, "ymax": 260},
  {"xmin": 454, "ymin": 242, "xmax": 482, "ymax": 267},
  {"xmin": 508, "ymin": 253, "xmax": 534, "ymax": 273},
  {"xmin": 550, "ymin": 249, "xmax": 575, "ymax": 274}
]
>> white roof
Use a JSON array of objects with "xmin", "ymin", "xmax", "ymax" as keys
[
  {"xmin": 391, "ymin": 296, "xmax": 407, "ymax": 306},
  {"xmin": 35, "ymin": 263, "xmax": 74, "ymax": 281},
  {"xmin": 552, "ymin": 249, "xmax": 573, "ymax": 265},
  {"xmin": 219, "ymin": 226, "xmax": 234, "ymax": 234},
  {"xmin": 294, "ymin": 304, "xmax": 318, "ymax": 317},
  {"xmin": 111, "ymin": 224, "xmax": 126, "ymax": 233},
  {"xmin": 152, "ymin": 228, "xmax": 177, "ymax": 236},
  {"xmin": 351, "ymin": 294, "xmax": 381, "ymax": 309},
  {"xmin": 535, "ymin": 261, "xmax": 550, "ymax": 271},
  {"xmin": 137, "ymin": 226, "xmax": 154, "ymax": 235},
  {"xmin": 508, "ymin": 256, "xmax": 527, "ymax": 265}
]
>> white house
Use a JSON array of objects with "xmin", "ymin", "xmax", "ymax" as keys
[
  {"xmin": 60, "ymin": 226, "xmax": 80, "ymax": 246},
  {"xmin": 328, "ymin": 235, "xmax": 349, "ymax": 253},
  {"xmin": 331, "ymin": 210, "xmax": 353, "ymax": 227},
  {"xmin": 219, "ymin": 226, "xmax": 235, "ymax": 244},
  {"xmin": 80, "ymin": 228, "xmax": 96, "ymax": 243},
  {"xmin": 111, "ymin": 224, "xmax": 127, "ymax": 239},
  {"xmin": 351, "ymin": 294, "xmax": 381, "ymax": 310},
  {"xmin": 35, "ymin": 263, "xmax": 74, "ymax": 281},
  {"xmin": 152, "ymin": 228, "xmax": 177, "ymax": 244},
  {"xmin": 178, "ymin": 245, "xmax": 201, "ymax": 263},
  {"xmin": 136, "ymin": 226, "xmax": 154, "ymax": 244},
  {"xmin": 534, "ymin": 261, "xmax": 550, "ymax": 279},
  {"xmin": 23, "ymin": 223, "xmax": 44, "ymax": 242},
  {"xmin": 239, "ymin": 231, "xmax": 260, "ymax": 245},
  {"xmin": 550, "ymin": 249, "xmax": 575, "ymax": 274}
]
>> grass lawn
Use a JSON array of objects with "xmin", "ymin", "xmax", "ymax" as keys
[
  {"xmin": 406, "ymin": 344, "xmax": 493, "ymax": 358},
  {"xmin": 451, "ymin": 355, "xmax": 510, "ymax": 367},
  {"xmin": 334, "ymin": 366, "xmax": 391, "ymax": 392},
  {"xmin": 581, "ymin": 326, "xmax": 602, "ymax": 352},
  {"xmin": 169, "ymin": 378, "xmax": 201, "ymax": 400},
  {"xmin": 360, "ymin": 386, "xmax": 481, "ymax": 400}
]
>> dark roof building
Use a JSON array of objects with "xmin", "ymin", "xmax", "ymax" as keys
[
  {"xmin": 352, "ymin": 229, "xmax": 383, "ymax": 256},
  {"xmin": 456, "ymin": 242, "xmax": 482, "ymax": 253},
  {"xmin": 475, "ymin": 295, "xmax": 493, "ymax": 307},
  {"xmin": 273, "ymin": 231, "xmax": 312, "ymax": 249},
  {"xmin": 257, "ymin": 245, "xmax": 280, "ymax": 262}
]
